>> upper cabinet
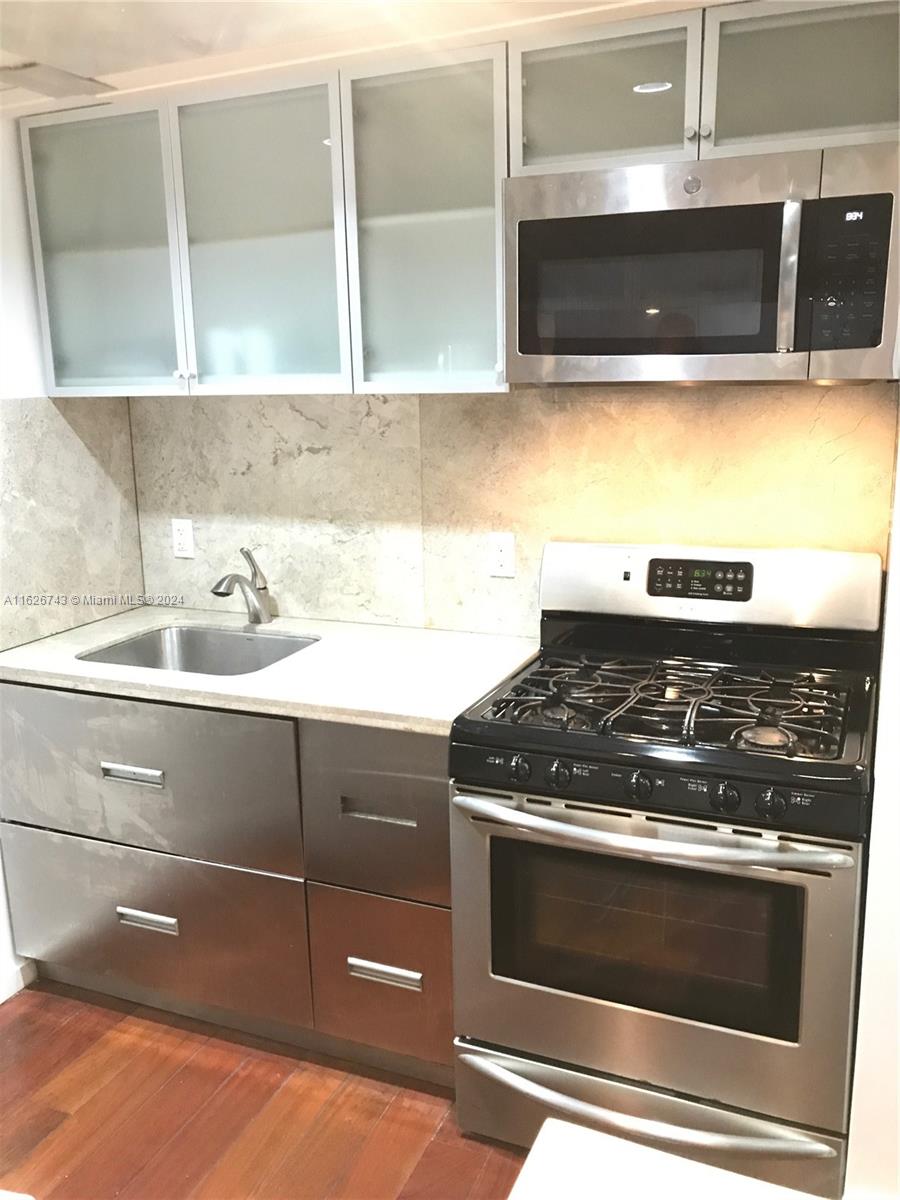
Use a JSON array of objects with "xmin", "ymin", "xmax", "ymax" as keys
[
  {"xmin": 509, "ymin": 1, "xmax": 899, "ymax": 174},
  {"xmin": 509, "ymin": 11, "xmax": 703, "ymax": 174},
  {"xmin": 170, "ymin": 76, "xmax": 352, "ymax": 393},
  {"xmin": 22, "ymin": 104, "xmax": 189, "ymax": 396},
  {"xmin": 341, "ymin": 46, "xmax": 507, "ymax": 393},
  {"xmin": 22, "ymin": 72, "xmax": 351, "ymax": 397},
  {"xmin": 700, "ymin": 1, "xmax": 900, "ymax": 157}
]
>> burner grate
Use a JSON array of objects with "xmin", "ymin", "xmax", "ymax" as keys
[{"xmin": 485, "ymin": 656, "xmax": 851, "ymax": 760}]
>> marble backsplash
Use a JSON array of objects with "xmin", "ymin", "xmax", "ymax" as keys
[
  {"xmin": 0, "ymin": 396, "xmax": 143, "ymax": 651},
  {"xmin": 129, "ymin": 382, "xmax": 899, "ymax": 637}
]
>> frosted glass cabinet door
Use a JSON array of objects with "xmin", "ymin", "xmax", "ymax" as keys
[
  {"xmin": 510, "ymin": 12, "xmax": 702, "ymax": 174},
  {"xmin": 343, "ymin": 49, "xmax": 505, "ymax": 392},
  {"xmin": 173, "ymin": 80, "xmax": 351, "ymax": 392},
  {"xmin": 702, "ymin": 1, "xmax": 900, "ymax": 156},
  {"xmin": 23, "ymin": 108, "xmax": 186, "ymax": 395}
]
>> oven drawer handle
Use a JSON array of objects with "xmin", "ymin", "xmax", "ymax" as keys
[
  {"xmin": 347, "ymin": 956, "xmax": 423, "ymax": 992},
  {"xmin": 452, "ymin": 795, "xmax": 855, "ymax": 872},
  {"xmin": 459, "ymin": 1055, "xmax": 837, "ymax": 1160}
]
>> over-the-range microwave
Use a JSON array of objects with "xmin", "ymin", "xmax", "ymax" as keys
[{"xmin": 505, "ymin": 143, "xmax": 899, "ymax": 383}]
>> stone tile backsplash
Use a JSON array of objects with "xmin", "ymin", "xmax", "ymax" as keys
[{"xmin": 130, "ymin": 382, "xmax": 898, "ymax": 637}]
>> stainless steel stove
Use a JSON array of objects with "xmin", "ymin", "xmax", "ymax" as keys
[{"xmin": 449, "ymin": 542, "xmax": 883, "ymax": 1200}]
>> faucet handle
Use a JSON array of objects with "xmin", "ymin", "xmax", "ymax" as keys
[{"xmin": 240, "ymin": 548, "xmax": 267, "ymax": 591}]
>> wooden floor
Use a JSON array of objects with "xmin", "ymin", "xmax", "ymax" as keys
[{"xmin": 0, "ymin": 983, "xmax": 524, "ymax": 1200}]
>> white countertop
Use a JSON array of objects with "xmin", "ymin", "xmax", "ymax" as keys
[
  {"xmin": 509, "ymin": 1120, "xmax": 813, "ymax": 1200},
  {"xmin": 0, "ymin": 608, "xmax": 537, "ymax": 735}
]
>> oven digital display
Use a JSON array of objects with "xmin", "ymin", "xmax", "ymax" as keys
[{"xmin": 648, "ymin": 558, "xmax": 753, "ymax": 601}]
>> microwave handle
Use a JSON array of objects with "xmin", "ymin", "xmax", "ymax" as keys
[
  {"xmin": 776, "ymin": 199, "xmax": 803, "ymax": 353},
  {"xmin": 452, "ymin": 793, "xmax": 854, "ymax": 872},
  {"xmin": 459, "ymin": 1054, "xmax": 837, "ymax": 1160}
]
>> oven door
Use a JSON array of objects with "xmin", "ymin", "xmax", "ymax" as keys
[
  {"xmin": 505, "ymin": 151, "xmax": 821, "ymax": 383},
  {"xmin": 450, "ymin": 788, "xmax": 861, "ymax": 1134}
]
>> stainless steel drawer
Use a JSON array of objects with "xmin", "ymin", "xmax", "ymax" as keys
[
  {"xmin": 300, "ymin": 722, "xmax": 449, "ymax": 904},
  {"xmin": 307, "ymin": 883, "xmax": 453, "ymax": 1065},
  {"xmin": 0, "ymin": 684, "xmax": 302, "ymax": 875},
  {"xmin": 1, "ymin": 823, "xmax": 313, "ymax": 1029}
]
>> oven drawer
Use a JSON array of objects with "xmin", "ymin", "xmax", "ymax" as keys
[
  {"xmin": 307, "ymin": 883, "xmax": 452, "ymax": 1064},
  {"xmin": 0, "ymin": 823, "xmax": 313, "ymax": 1028},
  {"xmin": 0, "ymin": 684, "xmax": 302, "ymax": 875},
  {"xmin": 300, "ymin": 722, "xmax": 449, "ymax": 904}
]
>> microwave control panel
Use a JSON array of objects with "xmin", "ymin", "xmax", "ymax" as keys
[
  {"xmin": 647, "ymin": 559, "xmax": 754, "ymax": 601},
  {"xmin": 799, "ymin": 193, "xmax": 893, "ymax": 351}
]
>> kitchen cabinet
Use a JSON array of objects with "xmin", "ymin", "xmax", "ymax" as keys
[
  {"xmin": 700, "ymin": 1, "xmax": 900, "ymax": 158},
  {"xmin": 300, "ymin": 721, "xmax": 450, "ymax": 905},
  {"xmin": 341, "ymin": 46, "xmax": 507, "ymax": 392},
  {"xmin": 508, "ymin": 10, "xmax": 703, "ymax": 174},
  {"xmin": 21, "ymin": 71, "xmax": 351, "ymax": 398},
  {"xmin": 2, "ymin": 822, "xmax": 313, "ymax": 1028},
  {"xmin": 0, "ymin": 684, "xmax": 303, "ymax": 876},
  {"xmin": 169, "ymin": 74, "xmax": 352, "ymax": 393},
  {"xmin": 21, "ymin": 102, "xmax": 189, "ymax": 396},
  {"xmin": 308, "ymin": 882, "xmax": 453, "ymax": 1065}
]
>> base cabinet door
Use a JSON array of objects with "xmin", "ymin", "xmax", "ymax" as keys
[
  {"xmin": 308, "ymin": 883, "xmax": 452, "ymax": 1064},
  {"xmin": 1, "ymin": 823, "xmax": 313, "ymax": 1028}
]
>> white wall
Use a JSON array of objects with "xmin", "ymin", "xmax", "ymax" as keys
[{"xmin": 845, "ymin": 434, "xmax": 900, "ymax": 1199}]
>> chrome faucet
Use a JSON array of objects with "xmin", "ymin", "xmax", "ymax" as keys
[{"xmin": 211, "ymin": 548, "xmax": 273, "ymax": 624}]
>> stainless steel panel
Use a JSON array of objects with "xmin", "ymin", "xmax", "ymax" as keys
[
  {"xmin": 0, "ymin": 684, "xmax": 302, "ymax": 875},
  {"xmin": 450, "ymin": 786, "xmax": 861, "ymax": 1133},
  {"xmin": 307, "ymin": 883, "xmax": 453, "ymax": 1064},
  {"xmin": 504, "ymin": 150, "xmax": 822, "ymax": 384},
  {"xmin": 812, "ymin": 142, "xmax": 899, "ymax": 381},
  {"xmin": 1, "ymin": 823, "xmax": 313, "ymax": 1028},
  {"xmin": 454, "ymin": 1042, "xmax": 846, "ymax": 1199},
  {"xmin": 538, "ymin": 542, "xmax": 883, "ymax": 631},
  {"xmin": 300, "ymin": 722, "xmax": 449, "ymax": 904},
  {"xmin": 78, "ymin": 624, "xmax": 318, "ymax": 674}
]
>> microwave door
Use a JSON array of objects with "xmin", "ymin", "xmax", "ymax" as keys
[{"xmin": 504, "ymin": 153, "xmax": 822, "ymax": 384}]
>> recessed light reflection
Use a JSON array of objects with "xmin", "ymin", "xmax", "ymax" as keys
[
  {"xmin": 645, "ymin": 307, "xmax": 660, "ymax": 315},
  {"xmin": 633, "ymin": 81, "xmax": 673, "ymax": 94},
  {"xmin": 322, "ymin": 137, "xmax": 332, "ymax": 146}
]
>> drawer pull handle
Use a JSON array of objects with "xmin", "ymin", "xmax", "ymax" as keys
[
  {"xmin": 347, "ymin": 956, "xmax": 423, "ymax": 991},
  {"xmin": 116, "ymin": 906, "xmax": 179, "ymax": 936},
  {"xmin": 101, "ymin": 761, "xmax": 165, "ymax": 788},
  {"xmin": 340, "ymin": 795, "xmax": 417, "ymax": 829}
]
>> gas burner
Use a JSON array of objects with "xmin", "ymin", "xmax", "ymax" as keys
[
  {"xmin": 734, "ymin": 724, "xmax": 797, "ymax": 752},
  {"xmin": 482, "ymin": 656, "xmax": 851, "ymax": 761}
]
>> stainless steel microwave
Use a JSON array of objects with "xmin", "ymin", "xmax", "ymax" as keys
[{"xmin": 505, "ymin": 143, "xmax": 899, "ymax": 384}]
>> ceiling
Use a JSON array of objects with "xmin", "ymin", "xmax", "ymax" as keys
[{"xmin": 0, "ymin": 0, "xmax": 711, "ymax": 109}]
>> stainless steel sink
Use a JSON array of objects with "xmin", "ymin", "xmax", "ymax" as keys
[{"xmin": 77, "ymin": 625, "xmax": 319, "ymax": 676}]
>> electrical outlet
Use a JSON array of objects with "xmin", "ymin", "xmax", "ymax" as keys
[
  {"xmin": 488, "ymin": 531, "xmax": 516, "ymax": 578},
  {"xmin": 171, "ymin": 518, "xmax": 194, "ymax": 559}
]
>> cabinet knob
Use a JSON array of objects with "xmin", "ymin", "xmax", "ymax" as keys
[
  {"xmin": 699, "ymin": 124, "xmax": 713, "ymax": 139},
  {"xmin": 684, "ymin": 125, "xmax": 698, "ymax": 140},
  {"xmin": 172, "ymin": 369, "xmax": 184, "ymax": 380}
]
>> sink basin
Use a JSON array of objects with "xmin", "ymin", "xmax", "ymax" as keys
[{"xmin": 77, "ymin": 625, "xmax": 319, "ymax": 676}]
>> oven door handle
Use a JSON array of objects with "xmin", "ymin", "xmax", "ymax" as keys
[
  {"xmin": 452, "ymin": 794, "xmax": 855, "ymax": 872},
  {"xmin": 459, "ymin": 1055, "xmax": 837, "ymax": 1160}
]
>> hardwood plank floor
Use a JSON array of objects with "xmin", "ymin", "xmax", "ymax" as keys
[{"xmin": 0, "ymin": 984, "xmax": 524, "ymax": 1200}]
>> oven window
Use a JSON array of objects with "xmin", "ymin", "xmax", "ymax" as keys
[
  {"xmin": 490, "ymin": 839, "xmax": 804, "ymax": 1040},
  {"xmin": 517, "ymin": 202, "xmax": 784, "ymax": 357}
]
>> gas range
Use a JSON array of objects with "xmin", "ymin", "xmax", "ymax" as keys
[
  {"xmin": 450, "ymin": 542, "xmax": 884, "ymax": 1198},
  {"xmin": 451, "ymin": 544, "xmax": 882, "ymax": 839}
]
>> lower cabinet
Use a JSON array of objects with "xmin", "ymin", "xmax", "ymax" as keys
[
  {"xmin": 307, "ymin": 882, "xmax": 453, "ymax": 1065},
  {"xmin": 1, "ymin": 823, "xmax": 313, "ymax": 1029}
]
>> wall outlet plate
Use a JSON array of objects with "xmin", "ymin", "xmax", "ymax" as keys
[
  {"xmin": 488, "ymin": 531, "xmax": 516, "ymax": 578},
  {"xmin": 171, "ymin": 518, "xmax": 194, "ymax": 559}
]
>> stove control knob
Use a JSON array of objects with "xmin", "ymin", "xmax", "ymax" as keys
[
  {"xmin": 509, "ymin": 754, "xmax": 532, "ymax": 784},
  {"xmin": 625, "ymin": 771, "xmax": 653, "ymax": 803},
  {"xmin": 546, "ymin": 759, "xmax": 573, "ymax": 789},
  {"xmin": 711, "ymin": 782, "xmax": 742, "ymax": 814},
  {"xmin": 756, "ymin": 788, "xmax": 787, "ymax": 820}
]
